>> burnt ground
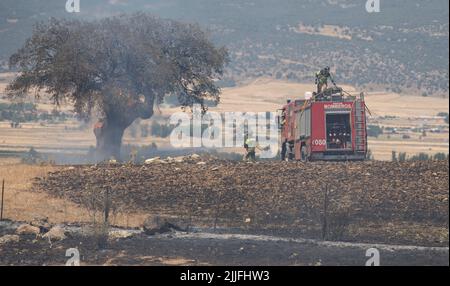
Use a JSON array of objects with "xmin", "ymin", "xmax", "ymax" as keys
[
  {"xmin": 35, "ymin": 160, "xmax": 449, "ymax": 247},
  {"xmin": 0, "ymin": 224, "xmax": 448, "ymax": 266},
  {"xmin": 0, "ymin": 159, "xmax": 448, "ymax": 266}
]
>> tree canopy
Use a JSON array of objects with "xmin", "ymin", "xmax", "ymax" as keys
[
  {"xmin": 7, "ymin": 13, "xmax": 228, "ymax": 159},
  {"xmin": 7, "ymin": 13, "xmax": 228, "ymax": 121}
]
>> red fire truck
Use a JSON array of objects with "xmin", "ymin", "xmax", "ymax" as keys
[{"xmin": 278, "ymin": 87, "xmax": 368, "ymax": 161}]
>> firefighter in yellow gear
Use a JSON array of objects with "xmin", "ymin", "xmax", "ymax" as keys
[{"xmin": 244, "ymin": 136, "xmax": 268, "ymax": 161}]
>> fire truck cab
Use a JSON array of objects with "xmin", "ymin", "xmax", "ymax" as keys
[{"xmin": 278, "ymin": 87, "xmax": 367, "ymax": 161}]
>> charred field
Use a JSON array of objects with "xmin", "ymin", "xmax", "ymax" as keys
[
  {"xmin": 0, "ymin": 159, "xmax": 448, "ymax": 265},
  {"xmin": 34, "ymin": 159, "xmax": 449, "ymax": 247}
]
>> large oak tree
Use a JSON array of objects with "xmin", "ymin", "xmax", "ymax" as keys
[{"xmin": 7, "ymin": 13, "xmax": 228, "ymax": 160}]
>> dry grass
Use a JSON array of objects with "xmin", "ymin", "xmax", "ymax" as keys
[
  {"xmin": 1, "ymin": 76, "xmax": 448, "ymax": 161},
  {"xmin": 368, "ymin": 139, "xmax": 449, "ymax": 161},
  {"xmin": 0, "ymin": 121, "xmax": 169, "ymax": 153},
  {"xmin": 364, "ymin": 92, "xmax": 449, "ymax": 117},
  {"xmin": 158, "ymin": 78, "xmax": 448, "ymax": 117},
  {"xmin": 0, "ymin": 161, "xmax": 148, "ymax": 227},
  {"xmin": 2, "ymin": 73, "xmax": 448, "ymax": 117}
]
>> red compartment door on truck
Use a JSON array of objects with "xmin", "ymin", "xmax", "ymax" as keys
[{"xmin": 310, "ymin": 103, "xmax": 326, "ymax": 152}]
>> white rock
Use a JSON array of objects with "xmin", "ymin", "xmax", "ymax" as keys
[
  {"xmin": 109, "ymin": 230, "xmax": 134, "ymax": 239},
  {"xmin": 144, "ymin": 157, "xmax": 162, "ymax": 164},
  {"xmin": 0, "ymin": 234, "xmax": 20, "ymax": 245},
  {"xmin": 196, "ymin": 161, "xmax": 206, "ymax": 165},
  {"xmin": 173, "ymin": 156, "xmax": 185, "ymax": 163},
  {"xmin": 43, "ymin": 226, "xmax": 66, "ymax": 241},
  {"xmin": 16, "ymin": 224, "xmax": 40, "ymax": 235}
]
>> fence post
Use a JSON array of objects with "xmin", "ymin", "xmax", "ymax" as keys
[
  {"xmin": 1, "ymin": 179, "xmax": 5, "ymax": 221},
  {"xmin": 322, "ymin": 184, "xmax": 329, "ymax": 240},
  {"xmin": 104, "ymin": 187, "xmax": 110, "ymax": 224}
]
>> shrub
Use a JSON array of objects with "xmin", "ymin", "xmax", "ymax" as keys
[
  {"xmin": 391, "ymin": 151, "xmax": 397, "ymax": 162},
  {"xmin": 409, "ymin": 153, "xmax": 430, "ymax": 161},
  {"xmin": 367, "ymin": 125, "xmax": 383, "ymax": 138},
  {"xmin": 398, "ymin": 152, "xmax": 407, "ymax": 162},
  {"xmin": 433, "ymin": 153, "xmax": 448, "ymax": 161},
  {"xmin": 151, "ymin": 121, "xmax": 175, "ymax": 138},
  {"xmin": 437, "ymin": 112, "xmax": 449, "ymax": 124}
]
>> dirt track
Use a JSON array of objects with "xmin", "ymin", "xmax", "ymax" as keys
[{"xmin": 34, "ymin": 159, "xmax": 449, "ymax": 247}]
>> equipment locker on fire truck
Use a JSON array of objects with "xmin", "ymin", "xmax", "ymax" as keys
[{"xmin": 278, "ymin": 87, "xmax": 368, "ymax": 161}]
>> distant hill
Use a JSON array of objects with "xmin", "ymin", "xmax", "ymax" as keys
[{"xmin": 0, "ymin": 0, "xmax": 448, "ymax": 96}]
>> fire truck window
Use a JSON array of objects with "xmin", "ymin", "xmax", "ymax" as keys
[
  {"xmin": 326, "ymin": 113, "xmax": 351, "ymax": 149},
  {"xmin": 299, "ymin": 109, "xmax": 311, "ymax": 137},
  {"xmin": 305, "ymin": 109, "xmax": 311, "ymax": 136}
]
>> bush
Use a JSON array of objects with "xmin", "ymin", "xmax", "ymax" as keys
[
  {"xmin": 391, "ymin": 151, "xmax": 397, "ymax": 162},
  {"xmin": 398, "ymin": 152, "xmax": 407, "ymax": 162},
  {"xmin": 409, "ymin": 153, "xmax": 430, "ymax": 161},
  {"xmin": 367, "ymin": 125, "xmax": 383, "ymax": 138},
  {"xmin": 150, "ymin": 121, "xmax": 175, "ymax": 138},
  {"xmin": 395, "ymin": 152, "xmax": 449, "ymax": 162},
  {"xmin": 21, "ymin": 147, "xmax": 42, "ymax": 164},
  {"xmin": 433, "ymin": 153, "xmax": 448, "ymax": 161},
  {"xmin": 437, "ymin": 112, "xmax": 449, "ymax": 124}
]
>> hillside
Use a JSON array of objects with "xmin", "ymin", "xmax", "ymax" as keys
[{"xmin": 0, "ymin": 0, "xmax": 448, "ymax": 97}]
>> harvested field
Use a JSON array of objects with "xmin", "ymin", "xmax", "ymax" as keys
[{"xmin": 34, "ymin": 160, "xmax": 449, "ymax": 247}]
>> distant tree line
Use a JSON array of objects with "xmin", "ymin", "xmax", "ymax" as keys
[
  {"xmin": 0, "ymin": 102, "xmax": 70, "ymax": 123},
  {"xmin": 392, "ymin": 151, "xmax": 448, "ymax": 162}
]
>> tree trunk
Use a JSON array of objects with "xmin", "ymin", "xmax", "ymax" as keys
[
  {"xmin": 94, "ymin": 119, "xmax": 126, "ymax": 162},
  {"xmin": 92, "ymin": 90, "xmax": 155, "ymax": 162}
]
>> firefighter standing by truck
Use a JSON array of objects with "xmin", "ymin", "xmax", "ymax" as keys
[
  {"xmin": 315, "ymin": 66, "xmax": 336, "ymax": 93},
  {"xmin": 244, "ymin": 135, "xmax": 257, "ymax": 161},
  {"xmin": 243, "ymin": 133, "xmax": 265, "ymax": 162}
]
